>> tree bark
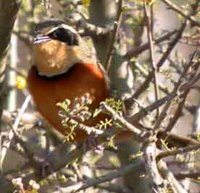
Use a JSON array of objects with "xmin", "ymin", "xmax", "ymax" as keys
[
  {"xmin": 89, "ymin": 1, "xmax": 152, "ymax": 192},
  {"xmin": 89, "ymin": 0, "xmax": 134, "ymax": 100},
  {"xmin": 0, "ymin": 0, "xmax": 21, "ymax": 124},
  {"xmin": 89, "ymin": 0, "xmax": 117, "ymax": 66}
]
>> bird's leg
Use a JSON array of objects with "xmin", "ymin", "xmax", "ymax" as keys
[
  {"xmin": 40, "ymin": 160, "xmax": 54, "ymax": 177},
  {"xmin": 83, "ymin": 133, "xmax": 105, "ymax": 154}
]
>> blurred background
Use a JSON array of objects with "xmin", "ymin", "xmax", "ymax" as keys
[{"xmin": 0, "ymin": 0, "xmax": 199, "ymax": 192}]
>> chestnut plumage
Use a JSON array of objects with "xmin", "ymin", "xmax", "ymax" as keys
[{"xmin": 28, "ymin": 20, "xmax": 110, "ymax": 142}]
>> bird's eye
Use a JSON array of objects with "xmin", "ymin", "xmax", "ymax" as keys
[
  {"xmin": 48, "ymin": 28, "xmax": 79, "ymax": 46},
  {"xmin": 51, "ymin": 31, "xmax": 59, "ymax": 38}
]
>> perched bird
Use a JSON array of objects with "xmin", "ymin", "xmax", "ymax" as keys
[{"xmin": 27, "ymin": 19, "xmax": 109, "ymax": 143}]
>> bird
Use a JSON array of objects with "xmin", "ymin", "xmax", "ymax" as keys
[{"xmin": 27, "ymin": 19, "xmax": 110, "ymax": 143}]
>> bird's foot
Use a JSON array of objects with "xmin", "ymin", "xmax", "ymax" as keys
[
  {"xmin": 84, "ymin": 133, "xmax": 105, "ymax": 154},
  {"xmin": 38, "ymin": 160, "xmax": 54, "ymax": 177}
]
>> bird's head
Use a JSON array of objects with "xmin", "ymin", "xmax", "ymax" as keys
[{"xmin": 33, "ymin": 19, "xmax": 96, "ymax": 77}]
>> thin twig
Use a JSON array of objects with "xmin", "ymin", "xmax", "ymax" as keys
[
  {"xmin": 143, "ymin": 142, "xmax": 165, "ymax": 193},
  {"xmin": 158, "ymin": 0, "xmax": 200, "ymax": 70},
  {"xmin": 105, "ymin": 0, "xmax": 123, "ymax": 71},
  {"xmin": 13, "ymin": 30, "xmax": 32, "ymax": 48},
  {"xmin": 161, "ymin": 0, "xmax": 200, "ymax": 27},
  {"xmin": 174, "ymin": 171, "xmax": 200, "ymax": 180},
  {"xmin": 99, "ymin": 102, "xmax": 151, "ymax": 141},
  {"xmin": 136, "ymin": 24, "xmax": 187, "ymax": 99},
  {"xmin": 131, "ymin": 60, "xmax": 200, "ymax": 123},
  {"xmin": 67, "ymin": 118, "xmax": 104, "ymax": 135},
  {"xmin": 52, "ymin": 161, "xmax": 144, "ymax": 193},
  {"xmin": 80, "ymin": 22, "xmax": 113, "ymax": 37},
  {"xmin": 165, "ymin": 57, "xmax": 200, "ymax": 132},
  {"xmin": 0, "ymin": 95, "xmax": 31, "ymax": 171},
  {"xmin": 144, "ymin": 2, "xmax": 160, "ymax": 118},
  {"xmin": 132, "ymin": 19, "xmax": 187, "ymax": 100},
  {"xmin": 153, "ymin": 51, "xmax": 199, "ymax": 130},
  {"xmin": 7, "ymin": 65, "xmax": 26, "ymax": 78},
  {"xmin": 124, "ymin": 30, "xmax": 177, "ymax": 59},
  {"xmin": 157, "ymin": 22, "xmax": 187, "ymax": 70},
  {"xmin": 132, "ymin": 91, "xmax": 176, "ymax": 122},
  {"xmin": 157, "ymin": 144, "xmax": 200, "ymax": 161},
  {"xmin": 2, "ymin": 110, "xmax": 40, "ymax": 126},
  {"xmin": 160, "ymin": 131, "xmax": 200, "ymax": 147}
]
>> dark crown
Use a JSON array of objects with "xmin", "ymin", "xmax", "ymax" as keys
[{"xmin": 34, "ymin": 19, "xmax": 79, "ymax": 46}]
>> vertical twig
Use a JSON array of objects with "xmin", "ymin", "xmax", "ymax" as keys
[
  {"xmin": 0, "ymin": 95, "xmax": 31, "ymax": 171},
  {"xmin": 165, "ymin": 52, "xmax": 200, "ymax": 132},
  {"xmin": 144, "ymin": 2, "xmax": 160, "ymax": 117},
  {"xmin": 132, "ymin": 14, "xmax": 187, "ymax": 100},
  {"xmin": 153, "ymin": 51, "xmax": 198, "ymax": 130},
  {"xmin": 105, "ymin": 0, "xmax": 123, "ymax": 71}
]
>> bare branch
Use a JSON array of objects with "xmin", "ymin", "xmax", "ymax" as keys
[
  {"xmin": 157, "ymin": 144, "xmax": 200, "ymax": 161},
  {"xmin": 0, "ymin": 95, "xmax": 31, "ymax": 171},
  {"xmin": 99, "ymin": 102, "xmax": 151, "ymax": 141},
  {"xmin": 158, "ymin": 160, "xmax": 188, "ymax": 193},
  {"xmin": 53, "ymin": 161, "xmax": 144, "ymax": 193},
  {"xmin": 143, "ymin": 142, "xmax": 165, "ymax": 193},
  {"xmin": 105, "ymin": 0, "xmax": 123, "ymax": 71},
  {"xmin": 124, "ymin": 30, "xmax": 177, "ymax": 59},
  {"xmin": 144, "ymin": 2, "xmax": 160, "ymax": 118},
  {"xmin": 161, "ymin": 0, "xmax": 200, "ymax": 27}
]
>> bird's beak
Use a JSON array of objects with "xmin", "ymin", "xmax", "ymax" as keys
[{"xmin": 33, "ymin": 34, "xmax": 51, "ymax": 44}]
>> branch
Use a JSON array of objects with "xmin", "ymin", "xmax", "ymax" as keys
[
  {"xmin": 2, "ymin": 110, "xmax": 40, "ymax": 126},
  {"xmin": 52, "ymin": 161, "xmax": 144, "ymax": 193},
  {"xmin": 131, "ymin": 51, "xmax": 200, "ymax": 123},
  {"xmin": 143, "ymin": 142, "xmax": 165, "ymax": 193},
  {"xmin": 105, "ymin": 0, "xmax": 123, "ymax": 71},
  {"xmin": 124, "ymin": 30, "xmax": 177, "ymax": 59},
  {"xmin": 79, "ymin": 22, "xmax": 113, "ymax": 37},
  {"xmin": 165, "ymin": 55, "xmax": 200, "ymax": 132},
  {"xmin": 0, "ymin": 0, "xmax": 21, "ymax": 127},
  {"xmin": 161, "ymin": 0, "xmax": 200, "ymax": 27},
  {"xmin": 132, "ymin": 19, "xmax": 187, "ymax": 99},
  {"xmin": 174, "ymin": 171, "xmax": 200, "ymax": 180},
  {"xmin": 157, "ymin": 144, "xmax": 200, "ymax": 161},
  {"xmin": 99, "ymin": 102, "xmax": 151, "ymax": 141},
  {"xmin": 158, "ymin": 131, "xmax": 200, "ymax": 148},
  {"xmin": 144, "ymin": 2, "xmax": 160, "ymax": 117},
  {"xmin": 153, "ymin": 51, "xmax": 199, "ymax": 130},
  {"xmin": 13, "ymin": 30, "xmax": 32, "ymax": 48},
  {"xmin": 158, "ymin": 160, "xmax": 188, "ymax": 193},
  {"xmin": 0, "ymin": 95, "xmax": 31, "ymax": 171}
]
